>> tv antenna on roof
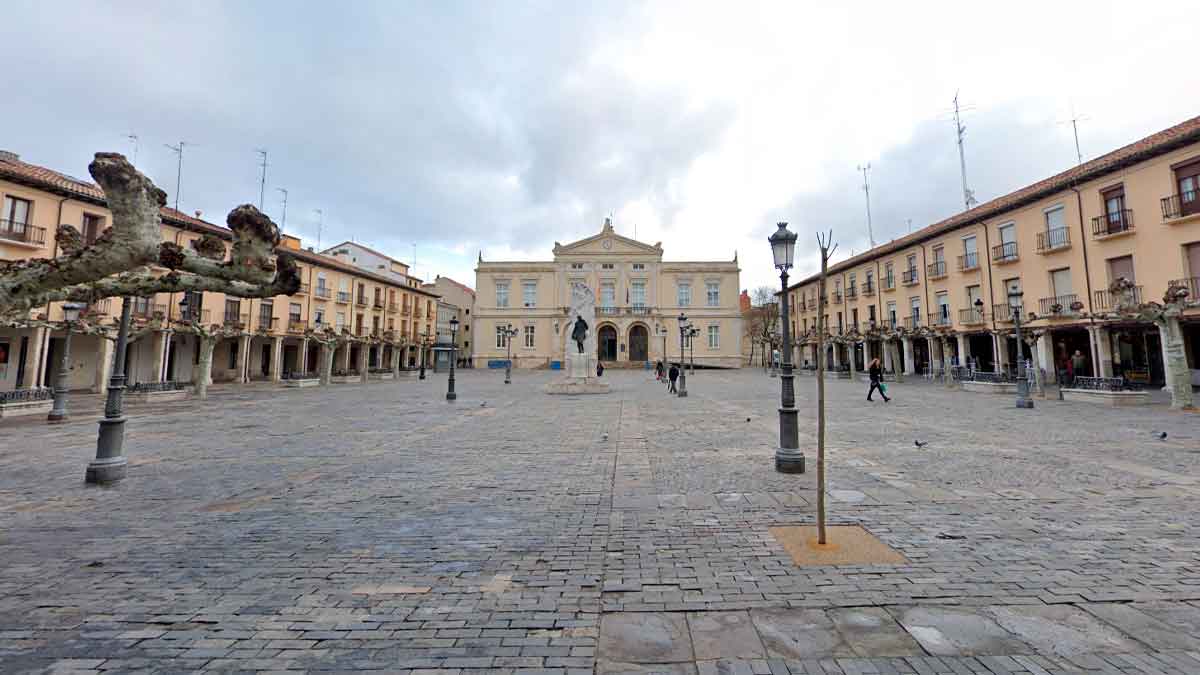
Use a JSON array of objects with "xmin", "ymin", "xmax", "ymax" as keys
[
  {"xmin": 314, "ymin": 208, "xmax": 323, "ymax": 250},
  {"xmin": 1057, "ymin": 105, "xmax": 1089, "ymax": 166},
  {"xmin": 856, "ymin": 163, "xmax": 874, "ymax": 247},
  {"xmin": 163, "ymin": 141, "xmax": 191, "ymax": 212},
  {"xmin": 949, "ymin": 91, "xmax": 977, "ymax": 211},
  {"xmin": 276, "ymin": 187, "xmax": 288, "ymax": 231},
  {"xmin": 125, "ymin": 133, "xmax": 139, "ymax": 167},
  {"xmin": 255, "ymin": 149, "xmax": 268, "ymax": 210}
]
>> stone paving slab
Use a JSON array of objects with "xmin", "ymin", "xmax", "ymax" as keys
[{"xmin": 2, "ymin": 371, "xmax": 1200, "ymax": 672}]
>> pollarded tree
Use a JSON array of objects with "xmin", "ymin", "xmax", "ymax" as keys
[{"xmin": 0, "ymin": 153, "xmax": 299, "ymax": 318}]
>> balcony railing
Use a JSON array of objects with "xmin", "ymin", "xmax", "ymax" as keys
[
  {"xmin": 257, "ymin": 315, "xmax": 276, "ymax": 331},
  {"xmin": 992, "ymin": 241, "xmax": 1019, "ymax": 263},
  {"xmin": 314, "ymin": 286, "xmax": 331, "ymax": 299},
  {"xmin": 831, "ymin": 291, "xmax": 843, "ymax": 304},
  {"xmin": 1160, "ymin": 190, "xmax": 1199, "ymax": 220},
  {"xmin": 402, "ymin": 305, "xmax": 412, "ymax": 316},
  {"xmin": 902, "ymin": 269, "xmax": 919, "ymax": 285},
  {"xmin": 927, "ymin": 311, "xmax": 951, "ymax": 327},
  {"xmin": 959, "ymin": 307, "xmax": 984, "ymax": 325},
  {"xmin": 903, "ymin": 315, "xmax": 921, "ymax": 330},
  {"xmin": 83, "ymin": 299, "xmax": 112, "ymax": 318},
  {"xmin": 373, "ymin": 300, "xmax": 385, "ymax": 310},
  {"xmin": 132, "ymin": 303, "xmax": 167, "ymax": 321},
  {"xmin": 0, "ymin": 219, "xmax": 46, "ymax": 246},
  {"xmin": 992, "ymin": 303, "xmax": 1015, "ymax": 323},
  {"xmin": 1092, "ymin": 209, "xmax": 1134, "ymax": 237},
  {"xmin": 845, "ymin": 286, "xmax": 857, "ymax": 300},
  {"xmin": 1173, "ymin": 277, "xmax": 1200, "ymax": 301},
  {"xmin": 927, "ymin": 261, "xmax": 947, "ymax": 279},
  {"xmin": 1093, "ymin": 286, "xmax": 1143, "ymax": 311},
  {"xmin": 1036, "ymin": 227, "xmax": 1071, "ymax": 252},
  {"xmin": 387, "ymin": 301, "xmax": 399, "ymax": 313},
  {"xmin": 882, "ymin": 276, "xmax": 895, "ymax": 291},
  {"xmin": 295, "ymin": 283, "xmax": 309, "ymax": 295},
  {"xmin": 223, "ymin": 312, "xmax": 249, "ymax": 328},
  {"xmin": 861, "ymin": 281, "xmax": 875, "ymax": 296},
  {"xmin": 957, "ymin": 253, "xmax": 979, "ymax": 271},
  {"xmin": 356, "ymin": 296, "xmax": 368, "ymax": 307},
  {"xmin": 336, "ymin": 291, "xmax": 351, "ymax": 304},
  {"xmin": 598, "ymin": 306, "xmax": 620, "ymax": 316},
  {"xmin": 1038, "ymin": 294, "xmax": 1079, "ymax": 317},
  {"xmin": 287, "ymin": 319, "xmax": 307, "ymax": 334}
]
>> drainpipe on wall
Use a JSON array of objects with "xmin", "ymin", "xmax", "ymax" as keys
[{"xmin": 1073, "ymin": 186, "xmax": 1100, "ymax": 374}]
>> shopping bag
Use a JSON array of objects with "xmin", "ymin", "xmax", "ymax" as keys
[{"xmin": 879, "ymin": 382, "xmax": 888, "ymax": 394}]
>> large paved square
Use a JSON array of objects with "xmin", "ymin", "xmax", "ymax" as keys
[{"xmin": 2, "ymin": 369, "xmax": 1199, "ymax": 673}]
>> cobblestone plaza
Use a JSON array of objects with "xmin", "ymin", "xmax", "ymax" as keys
[{"xmin": 1, "ymin": 370, "xmax": 1199, "ymax": 674}]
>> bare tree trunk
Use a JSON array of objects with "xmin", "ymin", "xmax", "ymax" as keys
[
  {"xmin": 815, "ymin": 244, "xmax": 829, "ymax": 546},
  {"xmin": 358, "ymin": 343, "xmax": 370, "ymax": 383},
  {"xmin": 319, "ymin": 343, "xmax": 335, "ymax": 385},
  {"xmin": 1159, "ymin": 316, "xmax": 1195, "ymax": 410},
  {"xmin": 941, "ymin": 336, "xmax": 954, "ymax": 388},
  {"xmin": 194, "ymin": 336, "xmax": 215, "ymax": 400}
]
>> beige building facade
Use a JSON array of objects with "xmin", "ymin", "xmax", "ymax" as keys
[
  {"xmin": 422, "ymin": 276, "xmax": 476, "ymax": 367},
  {"xmin": 0, "ymin": 151, "xmax": 439, "ymax": 394},
  {"xmin": 784, "ymin": 115, "xmax": 1200, "ymax": 398},
  {"xmin": 473, "ymin": 219, "xmax": 742, "ymax": 369}
]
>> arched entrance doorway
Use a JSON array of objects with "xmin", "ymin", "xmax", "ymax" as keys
[
  {"xmin": 628, "ymin": 324, "xmax": 648, "ymax": 362},
  {"xmin": 598, "ymin": 325, "xmax": 618, "ymax": 361}
]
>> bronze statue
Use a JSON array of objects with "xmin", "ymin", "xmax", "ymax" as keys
[{"xmin": 571, "ymin": 316, "xmax": 588, "ymax": 354}]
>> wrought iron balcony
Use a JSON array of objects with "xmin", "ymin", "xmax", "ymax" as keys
[
  {"xmin": 903, "ymin": 315, "xmax": 921, "ymax": 330},
  {"xmin": 927, "ymin": 261, "xmax": 947, "ymax": 279},
  {"xmin": 223, "ymin": 312, "xmax": 249, "ymax": 328},
  {"xmin": 861, "ymin": 281, "xmax": 875, "ymax": 296},
  {"xmin": 598, "ymin": 306, "xmax": 620, "ymax": 316},
  {"xmin": 257, "ymin": 315, "xmax": 276, "ymax": 331},
  {"xmin": 0, "ymin": 219, "xmax": 46, "ymax": 246},
  {"xmin": 957, "ymin": 252, "xmax": 979, "ymax": 271},
  {"xmin": 179, "ymin": 309, "xmax": 210, "ymax": 325},
  {"xmin": 336, "ymin": 291, "xmax": 351, "ymax": 304},
  {"xmin": 387, "ymin": 301, "xmax": 399, "ymax": 313},
  {"xmin": 295, "ymin": 283, "xmax": 309, "ymax": 295},
  {"xmin": 992, "ymin": 241, "xmax": 1019, "ymax": 263},
  {"xmin": 958, "ymin": 307, "xmax": 984, "ymax": 325},
  {"xmin": 1038, "ymin": 294, "xmax": 1079, "ymax": 317},
  {"xmin": 373, "ymin": 299, "xmax": 385, "ymax": 310},
  {"xmin": 314, "ymin": 286, "xmax": 331, "ymax": 299},
  {"xmin": 287, "ymin": 319, "xmax": 307, "ymax": 333},
  {"xmin": 992, "ymin": 303, "xmax": 1015, "ymax": 323},
  {"xmin": 83, "ymin": 299, "xmax": 112, "ymax": 318},
  {"xmin": 883, "ymin": 276, "xmax": 896, "ymax": 291},
  {"xmin": 401, "ymin": 305, "xmax": 411, "ymax": 315},
  {"xmin": 1173, "ymin": 276, "xmax": 1200, "ymax": 301},
  {"xmin": 1093, "ymin": 285, "xmax": 1143, "ymax": 311},
  {"xmin": 1036, "ymin": 227, "xmax": 1071, "ymax": 252},
  {"xmin": 902, "ymin": 268, "xmax": 919, "ymax": 285},
  {"xmin": 1160, "ymin": 190, "xmax": 1199, "ymax": 220},
  {"xmin": 1092, "ymin": 209, "xmax": 1134, "ymax": 237},
  {"xmin": 131, "ymin": 302, "xmax": 166, "ymax": 322},
  {"xmin": 845, "ymin": 286, "xmax": 857, "ymax": 300},
  {"xmin": 927, "ymin": 311, "xmax": 951, "ymax": 327},
  {"xmin": 831, "ymin": 291, "xmax": 843, "ymax": 304},
  {"xmin": 356, "ymin": 296, "xmax": 368, "ymax": 307}
]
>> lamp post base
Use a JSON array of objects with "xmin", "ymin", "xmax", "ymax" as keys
[
  {"xmin": 446, "ymin": 392, "xmax": 457, "ymax": 401},
  {"xmin": 47, "ymin": 411, "xmax": 68, "ymax": 423},
  {"xmin": 1015, "ymin": 399, "xmax": 1034, "ymax": 409},
  {"xmin": 775, "ymin": 448, "xmax": 806, "ymax": 473},
  {"xmin": 85, "ymin": 455, "xmax": 127, "ymax": 485}
]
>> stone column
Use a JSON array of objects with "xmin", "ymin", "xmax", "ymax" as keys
[
  {"xmin": 882, "ymin": 339, "xmax": 893, "ymax": 372},
  {"xmin": 319, "ymin": 343, "xmax": 334, "ymax": 386},
  {"xmin": 150, "ymin": 330, "xmax": 169, "ymax": 383},
  {"xmin": 901, "ymin": 336, "xmax": 915, "ymax": 375},
  {"xmin": 391, "ymin": 344, "xmax": 402, "ymax": 376},
  {"xmin": 995, "ymin": 334, "xmax": 1009, "ymax": 373},
  {"xmin": 831, "ymin": 343, "xmax": 842, "ymax": 370},
  {"xmin": 300, "ymin": 337, "xmax": 309, "ymax": 374},
  {"xmin": 269, "ymin": 336, "xmax": 283, "ymax": 382},
  {"xmin": 941, "ymin": 337, "xmax": 955, "ymax": 387},
  {"xmin": 32, "ymin": 326, "xmax": 50, "ymax": 388},
  {"xmin": 956, "ymin": 334, "xmax": 968, "ymax": 367},
  {"xmin": 1036, "ymin": 334, "xmax": 1055, "ymax": 385},
  {"xmin": 1091, "ymin": 326, "xmax": 1114, "ymax": 377},
  {"xmin": 93, "ymin": 336, "xmax": 114, "ymax": 395},
  {"xmin": 1026, "ymin": 336, "xmax": 1045, "ymax": 396},
  {"xmin": 847, "ymin": 341, "xmax": 857, "ymax": 379},
  {"xmin": 1159, "ymin": 317, "xmax": 1194, "ymax": 409},
  {"xmin": 358, "ymin": 342, "xmax": 370, "ymax": 383},
  {"xmin": 342, "ymin": 343, "xmax": 353, "ymax": 372},
  {"xmin": 237, "ymin": 334, "xmax": 251, "ymax": 383}
]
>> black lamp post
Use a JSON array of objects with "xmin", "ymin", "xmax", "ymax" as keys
[
  {"xmin": 446, "ymin": 316, "xmax": 458, "ymax": 401},
  {"xmin": 1010, "ymin": 290, "xmax": 1033, "ymax": 409},
  {"xmin": 676, "ymin": 312, "xmax": 688, "ymax": 397},
  {"xmin": 418, "ymin": 330, "xmax": 429, "ymax": 380},
  {"xmin": 770, "ymin": 222, "xmax": 803, "ymax": 473},
  {"xmin": 688, "ymin": 326, "xmax": 698, "ymax": 373},
  {"xmin": 48, "ymin": 301, "xmax": 85, "ymax": 423},
  {"xmin": 503, "ymin": 323, "xmax": 518, "ymax": 384},
  {"xmin": 87, "ymin": 297, "xmax": 132, "ymax": 484}
]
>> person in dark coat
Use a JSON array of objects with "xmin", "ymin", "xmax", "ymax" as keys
[
  {"xmin": 867, "ymin": 357, "xmax": 890, "ymax": 402},
  {"xmin": 655, "ymin": 360, "xmax": 665, "ymax": 382},
  {"xmin": 596, "ymin": 362, "xmax": 605, "ymax": 377},
  {"xmin": 668, "ymin": 363, "xmax": 679, "ymax": 393}
]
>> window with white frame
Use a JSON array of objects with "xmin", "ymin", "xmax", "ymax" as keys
[
  {"xmin": 630, "ymin": 280, "xmax": 646, "ymax": 308},
  {"xmin": 706, "ymin": 281, "xmax": 719, "ymax": 307},
  {"xmin": 632, "ymin": 263, "xmax": 645, "ymax": 270},
  {"xmin": 600, "ymin": 282, "xmax": 615, "ymax": 308},
  {"xmin": 524, "ymin": 325, "xmax": 535, "ymax": 348},
  {"xmin": 522, "ymin": 280, "xmax": 536, "ymax": 307},
  {"xmin": 496, "ymin": 325, "xmax": 509, "ymax": 348},
  {"xmin": 314, "ymin": 308, "xmax": 326, "ymax": 325},
  {"xmin": 707, "ymin": 325, "xmax": 719, "ymax": 349},
  {"xmin": 677, "ymin": 281, "xmax": 692, "ymax": 306},
  {"xmin": 495, "ymin": 281, "xmax": 509, "ymax": 308},
  {"xmin": 570, "ymin": 263, "xmax": 583, "ymax": 270}
]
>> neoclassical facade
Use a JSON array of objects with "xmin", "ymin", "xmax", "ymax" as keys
[{"xmin": 473, "ymin": 219, "xmax": 742, "ymax": 369}]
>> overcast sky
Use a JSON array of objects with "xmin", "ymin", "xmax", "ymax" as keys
[{"xmin": 2, "ymin": 1, "xmax": 1196, "ymax": 293}]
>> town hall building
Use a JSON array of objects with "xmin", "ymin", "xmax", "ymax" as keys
[{"xmin": 472, "ymin": 218, "xmax": 743, "ymax": 369}]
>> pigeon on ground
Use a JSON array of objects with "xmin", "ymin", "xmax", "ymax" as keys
[
  {"xmin": 936, "ymin": 533, "xmax": 966, "ymax": 540},
  {"xmin": 914, "ymin": 440, "xmax": 927, "ymax": 449},
  {"xmin": 1156, "ymin": 431, "xmax": 1168, "ymax": 440},
  {"xmin": 480, "ymin": 402, "xmax": 486, "ymax": 407},
  {"xmin": 601, "ymin": 433, "xmax": 609, "ymax": 441},
  {"xmin": 746, "ymin": 417, "xmax": 751, "ymax": 423}
]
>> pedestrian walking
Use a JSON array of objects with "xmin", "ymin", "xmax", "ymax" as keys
[
  {"xmin": 655, "ymin": 360, "xmax": 664, "ymax": 382},
  {"xmin": 867, "ymin": 357, "xmax": 890, "ymax": 402},
  {"xmin": 596, "ymin": 361, "xmax": 605, "ymax": 377},
  {"xmin": 668, "ymin": 363, "xmax": 679, "ymax": 393}
]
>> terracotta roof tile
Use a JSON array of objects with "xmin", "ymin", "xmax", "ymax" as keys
[{"xmin": 787, "ymin": 114, "xmax": 1200, "ymax": 289}]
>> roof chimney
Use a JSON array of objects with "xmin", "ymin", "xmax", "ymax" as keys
[
  {"xmin": 0, "ymin": 150, "xmax": 19, "ymax": 162},
  {"xmin": 194, "ymin": 210, "xmax": 203, "ymax": 218}
]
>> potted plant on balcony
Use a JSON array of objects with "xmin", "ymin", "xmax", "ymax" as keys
[
  {"xmin": 1050, "ymin": 302, "xmax": 1063, "ymax": 314},
  {"xmin": 1070, "ymin": 300, "xmax": 1084, "ymax": 313}
]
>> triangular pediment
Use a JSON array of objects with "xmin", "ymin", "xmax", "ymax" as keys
[{"xmin": 553, "ymin": 219, "xmax": 663, "ymax": 258}]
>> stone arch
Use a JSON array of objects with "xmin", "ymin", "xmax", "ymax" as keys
[
  {"xmin": 628, "ymin": 322, "xmax": 649, "ymax": 362},
  {"xmin": 597, "ymin": 323, "xmax": 618, "ymax": 362}
]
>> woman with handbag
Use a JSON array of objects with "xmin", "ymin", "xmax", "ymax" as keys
[{"xmin": 867, "ymin": 357, "xmax": 890, "ymax": 402}]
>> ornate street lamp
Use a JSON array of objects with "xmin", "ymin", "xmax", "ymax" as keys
[
  {"xmin": 48, "ymin": 301, "xmax": 86, "ymax": 423},
  {"xmin": 87, "ymin": 297, "xmax": 133, "ymax": 484},
  {"xmin": 688, "ymin": 325, "xmax": 698, "ymax": 373},
  {"xmin": 418, "ymin": 330, "xmax": 429, "ymax": 380},
  {"xmin": 503, "ymin": 323, "xmax": 519, "ymax": 384},
  {"xmin": 769, "ymin": 221, "xmax": 803, "ymax": 473},
  {"xmin": 676, "ymin": 312, "xmax": 688, "ymax": 397},
  {"xmin": 1009, "ymin": 290, "xmax": 1033, "ymax": 409},
  {"xmin": 446, "ymin": 316, "xmax": 459, "ymax": 401}
]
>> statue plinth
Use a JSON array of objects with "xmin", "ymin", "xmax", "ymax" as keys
[
  {"xmin": 545, "ymin": 281, "xmax": 611, "ymax": 395},
  {"xmin": 546, "ymin": 352, "xmax": 610, "ymax": 395}
]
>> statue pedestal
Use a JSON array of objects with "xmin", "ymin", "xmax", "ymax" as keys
[{"xmin": 545, "ymin": 351, "xmax": 610, "ymax": 395}]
